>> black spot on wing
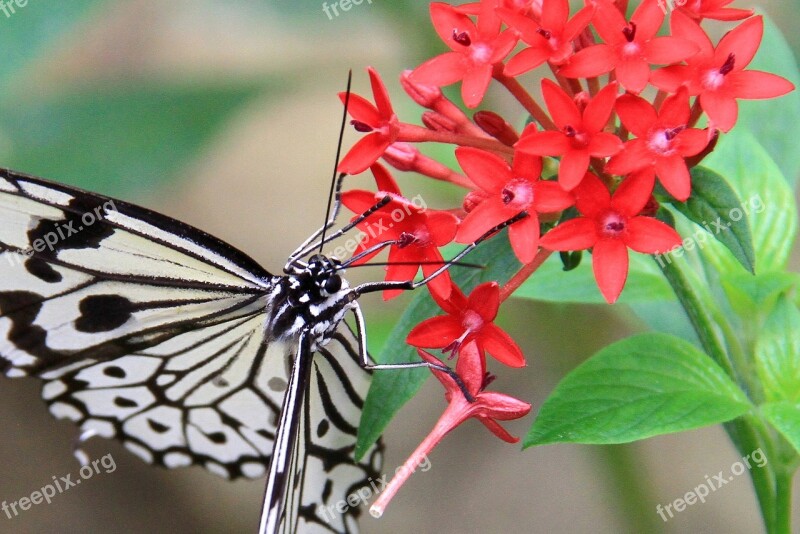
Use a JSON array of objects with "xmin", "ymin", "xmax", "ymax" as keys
[
  {"xmin": 207, "ymin": 432, "xmax": 227, "ymax": 444},
  {"xmin": 26, "ymin": 197, "xmax": 115, "ymax": 260},
  {"xmin": 75, "ymin": 295, "xmax": 134, "ymax": 333},
  {"xmin": 24, "ymin": 257, "xmax": 62, "ymax": 283},
  {"xmin": 317, "ymin": 419, "xmax": 329, "ymax": 438},
  {"xmin": 148, "ymin": 419, "xmax": 170, "ymax": 433},
  {"xmin": 103, "ymin": 365, "xmax": 126, "ymax": 378},
  {"xmin": 113, "ymin": 396, "xmax": 138, "ymax": 408}
]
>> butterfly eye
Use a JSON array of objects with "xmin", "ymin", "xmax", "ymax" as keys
[{"xmin": 324, "ymin": 275, "xmax": 342, "ymax": 294}]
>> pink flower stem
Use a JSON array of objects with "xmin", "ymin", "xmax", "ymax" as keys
[
  {"xmin": 653, "ymin": 89, "xmax": 667, "ymax": 110},
  {"xmin": 688, "ymin": 98, "xmax": 704, "ymax": 128},
  {"xmin": 370, "ymin": 404, "xmax": 461, "ymax": 518},
  {"xmin": 433, "ymin": 98, "xmax": 491, "ymax": 138},
  {"xmin": 587, "ymin": 76, "xmax": 601, "ymax": 97},
  {"xmin": 494, "ymin": 73, "xmax": 558, "ymax": 131},
  {"xmin": 499, "ymin": 248, "xmax": 553, "ymax": 302},
  {"xmin": 399, "ymin": 124, "xmax": 515, "ymax": 155}
]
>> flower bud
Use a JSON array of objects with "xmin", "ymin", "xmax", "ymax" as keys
[{"xmin": 400, "ymin": 69, "xmax": 443, "ymax": 109}]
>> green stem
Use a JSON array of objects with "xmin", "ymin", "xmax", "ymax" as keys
[{"xmin": 774, "ymin": 470, "xmax": 793, "ymax": 533}]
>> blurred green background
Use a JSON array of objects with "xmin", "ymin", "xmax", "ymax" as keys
[{"xmin": 0, "ymin": 1, "xmax": 797, "ymax": 533}]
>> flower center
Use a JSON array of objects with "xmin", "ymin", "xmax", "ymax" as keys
[
  {"xmin": 470, "ymin": 43, "xmax": 492, "ymax": 64},
  {"xmin": 461, "ymin": 309, "xmax": 484, "ymax": 332},
  {"xmin": 647, "ymin": 126, "xmax": 684, "ymax": 155},
  {"xmin": 564, "ymin": 125, "xmax": 590, "ymax": 148},
  {"xmin": 452, "ymin": 29, "xmax": 472, "ymax": 47},
  {"xmin": 601, "ymin": 212, "xmax": 626, "ymax": 237},
  {"xmin": 536, "ymin": 27, "xmax": 551, "ymax": 40},
  {"xmin": 501, "ymin": 178, "xmax": 534, "ymax": 211},
  {"xmin": 702, "ymin": 54, "xmax": 736, "ymax": 91},
  {"xmin": 719, "ymin": 53, "xmax": 736, "ymax": 76}
]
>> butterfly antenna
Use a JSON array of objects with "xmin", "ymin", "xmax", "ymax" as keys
[{"xmin": 318, "ymin": 70, "xmax": 353, "ymax": 254}]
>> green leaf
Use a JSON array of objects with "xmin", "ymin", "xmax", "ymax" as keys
[
  {"xmin": 355, "ymin": 232, "xmax": 520, "ymax": 459},
  {"xmin": 761, "ymin": 402, "xmax": 800, "ymax": 455},
  {"xmin": 513, "ymin": 252, "xmax": 674, "ymax": 304},
  {"xmin": 722, "ymin": 272, "xmax": 799, "ymax": 318},
  {"xmin": 0, "ymin": 1, "xmax": 110, "ymax": 84},
  {"xmin": 524, "ymin": 333, "xmax": 751, "ymax": 446},
  {"xmin": 668, "ymin": 166, "xmax": 755, "ymax": 274},
  {"xmin": 754, "ymin": 296, "xmax": 800, "ymax": 403},
  {"xmin": 703, "ymin": 129, "xmax": 798, "ymax": 274},
  {"xmin": 0, "ymin": 83, "xmax": 271, "ymax": 195},
  {"xmin": 740, "ymin": 14, "xmax": 800, "ymax": 183}
]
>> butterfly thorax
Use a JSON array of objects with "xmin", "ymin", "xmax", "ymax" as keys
[{"xmin": 267, "ymin": 255, "xmax": 355, "ymax": 348}]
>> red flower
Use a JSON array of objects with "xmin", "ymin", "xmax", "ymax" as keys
[
  {"xmin": 369, "ymin": 342, "xmax": 531, "ymax": 518},
  {"xmin": 407, "ymin": 281, "xmax": 525, "ymax": 367},
  {"xmin": 677, "ymin": 0, "xmax": 753, "ymax": 22},
  {"xmin": 499, "ymin": 0, "xmax": 595, "ymax": 76},
  {"xmin": 410, "ymin": 1, "xmax": 519, "ymax": 108},
  {"xmin": 338, "ymin": 67, "xmax": 399, "ymax": 174},
  {"xmin": 540, "ymin": 171, "xmax": 682, "ymax": 303},
  {"xmin": 516, "ymin": 80, "xmax": 623, "ymax": 190},
  {"xmin": 558, "ymin": 0, "xmax": 700, "ymax": 94},
  {"xmin": 340, "ymin": 164, "xmax": 458, "ymax": 300},
  {"xmin": 454, "ymin": 142, "xmax": 573, "ymax": 263},
  {"xmin": 605, "ymin": 88, "xmax": 709, "ymax": 201},
  {"xmin": 651, "ymin": 14, "xmax": 795, "ymax": 132}
]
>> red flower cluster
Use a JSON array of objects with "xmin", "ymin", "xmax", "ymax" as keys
[{"xmin": 335, "ymin": 0, "xmax": 793, "ymax": 513}]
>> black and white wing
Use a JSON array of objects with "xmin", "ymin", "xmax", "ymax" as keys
[{"xmin": 279, "ymin": 323, "xmax": 383, "ymax": 534}]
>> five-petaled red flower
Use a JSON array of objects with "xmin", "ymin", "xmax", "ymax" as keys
[
  {"xmin": 454, "ymin": 142, "xmax": 573, "ymax": 263},
  {"xmin": 407, "ymin": 281, "xmax": 525, "ymax": 367},
  {"xmin": 338, "ymin": 67, "xmax": 399, "ymax": 174},
  {"xmin": 499, "ymin": 0, "xmax": 595, "ymax": 76},
  {"xmin": 340, "ymin": 164, "xmax": 458, "ymax": 300},
  {"xmin": 540, "ymin": 171, "xmax": 682, "ymax": 303},
  {"xmin": 517, "ymin": 80, "xmax": 623, "ymax": 190},
  {"xmin": 605, "ymin": 88, "xmax": 709, "ymax": 201},
  {"xmin": 559, "ymin": 0, "xmax": 699, "ymax": 94},
  {"xmin": 651, "ymin": 13, "xmax": 795, "ymax": 132},
  {"xmin": 411, "ymin": 1, "xmax": 518, "ymax": 108}
]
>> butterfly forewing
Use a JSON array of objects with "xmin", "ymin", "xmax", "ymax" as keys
[{"xmin": 0, "ymin": 169, "xmax": 382, "ymax": 534}]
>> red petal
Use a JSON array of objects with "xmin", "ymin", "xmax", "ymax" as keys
[
  {"xmin": 588, "ymin": 132, "xmax": 624, "ymax": 158},
  {"xmin": 558, "ymin": 44, "xmax": 617, "ymax": 79},
  {"xmin": 533, "ymin": 180, "xmax": 574, "ymax": 212},
  {"xmin": 563, "ymin": 5, "xmax": 596, "ymax": 41},
  {"xmin": 540, "ymin": 218, "xmax": 598, "ymax": 251},
  {"xmin": 541, "ymin": 0, "xmax": 569, "ymax": 31},
  {"xmin": 342, "ymin": 189, "xmax": 382, "ymax": 215},
  {"xmin": 583, "ymin": 82, "xmax": 619, "ymax": 133},
  {"xmin": 481, "ymin": 324, "xmax": 526, "ymax": 367},
  {"xmin": 430, "ymin": 2, "xmax": 477, "ymax": 52},
  {"xmin": 338, "ymin": 133, "xmax": 391, "ymax": 174},
  {"xmin": 476, "ymin": 417, "xmax": 520, "ymax": 443},
  {"xmin": 367, "ymin": 67, "xmax": 394, "ymax": 119},
  {"xmin": 716, "ymin": 16, "xmax": 762, "ymax": 71},
  {"xmin": 659, "ymin": 88, "xmax": 691, "ymax": 127},
  {"xmin": 508, "ymin": 213, "xmax": 541, "ymax": 263},
  {"xmin": 730, "ymin": 71, "xmax": 795, "ymax": 99},
  {"xmin": 610, "ymin": 169, "xmax": 655, "ymax": 217},
  {"xmin": 339, "ymin": 92, "xmax": 381, "ymax": 126},
  {"xmin": 625, "ymin": 217, "xmax": 682, "ymax": 254},
  {"xmin": 655, "ymin": 155, "xmax": 691, "ymax": 201},
  {"xmin": 673, "ymin": 128, "xmax": 709, "ymax": 157},
  {"xmin": 475, "ymin": 391, "xmax": 532, "ymax": 418},
  {"xmin": 592, "ymin": 238, "xmax": 629, "ymax": 303},
  {"xmin": 517, "ymin": 130, "xmax": 571, "ymax": 156},
  {"xmin": 421, "ymin": 254, "xmax": 453, "ymax": 301},
  {"xmin": 511, "ymin": 151, "xmax": 543, "ymax": 179},
  {"xmin": 591, "ymin": 0, "xmax": 628, "ymax": 45},
  {"xmin": 616, "ymin": 94, "xmax": 657, "ymax": 137},
  {"xmin": 644, "ymin": 37, "xmax": 700, "ymax": 65},
  {"xmin": 426, "ymin": 210, "xmax": 459, "ymax": 246},
  {"xmin": 454, "ymin": 341, "xmax": 485, "ymax": 395},
  {"xmin": 630, "ymin": 0, "xmax": 666, "ymax": 41},
  {"xmin": 559, "ymin": 149, "xmax": 591, "ymax": 190},
  {"xmin": 505, "ymin": 46, "xmax": 552, "ymax": 77},
  {"xmin": 370, "ymin": 163, "xmax": 402, "ymax": 194},
  {"xmin": 434, "ymin": 281, "xmax": 467, "ymax": 315},
  {"xmin": 670, "ymin": 10, "xmax": 714, "ymax": 60},
  {"xmin": 461, "ymin": 64, "xmax": 493, "ymax": 108},
  {"xmin": 542, "ymin": 78, "xmax": 581, "ymax": 129},
  {"xmin": 574, "ymin": 172, "xmax": 611, "ymax": 217},
  {"xmin": 455, "ymin": 197, "xmax": 514, "ymax": 244},
  {"xmin": 605, "ymin": 139, "xmax": 653, "ymax": 175},
  {"xmin": 467, "ymin": 281, "xmax": 500, "ymax": 322},
  {"xmin": 416, "ymin": 348, "xmax": 458, "ymax": 392},
  {"xmin": 650, "ymin": 65, "xmax": 694, "ymax": 94},
  {"xmin": 615, "ymin": 57, "xmax": 651, "ymax": 95},
  {"xmin": 489, "ymin": 31, "xmax": 521, "ymax": 63},
  {"xmin": 700, "ymin": 91, "xmax": 738, "ymax": 132},
  {"xmin": 497, "ymin": 8, "xmax": 541, "ymax": 44},
  {"xmin": 455, "ymin": 147, "xmax": 512, "ymax": 193},
  {"xmin": 411, "ymin": 53, "xmax": 467, "ymax": 87},
  {"xmin": 696, "ymin": 7, "xmax": 754, "ymax": 22},
  {"xmin": 407, "ymin": 316, "xmax": 463, "ymax": 348}
]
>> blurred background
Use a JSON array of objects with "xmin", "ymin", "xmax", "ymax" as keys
[{"xmin": 0, "ymin": 1, "xmax": 797, "ymax": 533}]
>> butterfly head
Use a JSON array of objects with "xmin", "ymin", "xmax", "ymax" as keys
[{"xmin": 305, "ymin": 254, "xmax": 344, "ymax": 297}]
